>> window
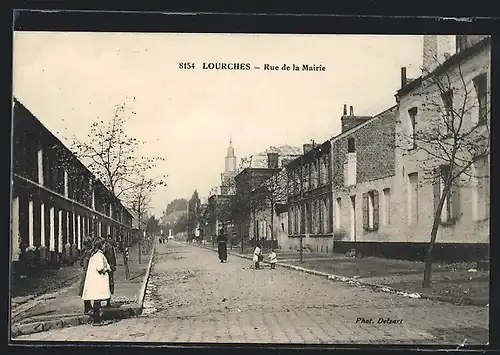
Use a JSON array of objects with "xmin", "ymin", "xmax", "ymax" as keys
[
  {"xmin": 408, "ymin": 107, "xmax": 418, "ymax": 149},
  {"xmin": 363, "ymin": 190, "xmax": 379, "ymax": 231},
  {"xmin": 441, "ymin": 89, "xmax": 454, "ymax": 134},
  {"xmin": 37, "ymin": 148, "xmax": 44, "ymax": 185},
  {"xmin": 335, "ymin": 198, "xmax": 342, "ymax": 230},
  {"xmin": 347, "ymin": 138, "xmax": 355, "ymax": 153},
  {"xmin": 408, "ymin": 173, "xmax": 419, "ymax": 225},
  {"xmin": 350, "ymin": 196, "xmax": 356, "ymax": 241},
  {"xmin": 324, "ymin": 198, "xmax": 332, "ymax": 233},
  {"xmin": 440, "ymin": 166, "xmax": 452, "ymax": 223},
  {"xmin": 473, "ymin": 73, "xmax": 488, "ymax": 125},
  {"xmin": 472, "ymin": 156, "xmax": 489, "ymax": 221},
  {"xmin": 382, "ymin": 188, "xmax": 391, "ymax": 226},
  {"xmin": 433, "ymin": 165, "xmax": 460, "ymax": 224},
  {"xmin": 344, "ymin": 153, "xmax": 357, "ymax": 187}
]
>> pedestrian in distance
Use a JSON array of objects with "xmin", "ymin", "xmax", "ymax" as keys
[
  {"xmin": 253, "ymin": 243, "xmax": 262, "ymax": 269},
  {"xmin": 81, "ymin": 238, "xmax": 112, "ymax": 326},
  {"xmin": 78, "ymin": 237, "xmax": 93, "ymax": 314},
  {"xmin": 217, "ymin": 228, "xmax": 228, "ymax": 263},
  {"xmin": 103, "ymin": 235, "xmax": 117, "ymax": 308},
  {"xmin": 268, "ymin": 249, "xmax": 277, "ymax": 269}
]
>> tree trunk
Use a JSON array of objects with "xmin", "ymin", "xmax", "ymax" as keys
[
  {"xmin": 240, "ymin": 220, "xmax": 244, "ymax": 254},
  {"xmin": 270, "ymin": 197, "xmax": 274, "ymax": 247},
  {"xmin": 423, "ymin": 181, "xmax": 450, "ymax": 288}
]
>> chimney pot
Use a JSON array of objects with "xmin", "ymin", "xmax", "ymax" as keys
[
  {"xmin": 401, "ymin": 67, "xmax": 407, "ymax": 88},
  {"xmin": 343, "ymin": 104, "xmax": 347, "ymax": 116},
  {"xmin": 349, "ymin": 106, "xmax": 354, "ymax": 116}
]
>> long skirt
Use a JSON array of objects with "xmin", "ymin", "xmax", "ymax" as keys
[{"xmin": 218, "ymin": 242, "xmax": 227, "ymax": 261}]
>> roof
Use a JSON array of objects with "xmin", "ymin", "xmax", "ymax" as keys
[
  {"xmin": 397, "ymin": 36, "xmax": 490, "ymax": 97},
  {"xmin": 13, "ymin": 97, "xmax": 134, "ymax": 213},
  {"xmin": 331, "ymin": 105, "xmax": 397, "ymax": 144},
  {"xmin": 240, "ymin": 145, "xmax": 302, "ymax": 169}
]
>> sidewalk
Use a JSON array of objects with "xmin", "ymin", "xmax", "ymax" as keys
[
  {"xmin": 11, "ymin": 243, "xmax": 155, "ymax": 338},
  {"xmin": 194, "ymin": 243, "xmax": 489, "ymax": 307}
]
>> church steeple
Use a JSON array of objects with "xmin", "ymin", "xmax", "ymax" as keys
[{"xmin": 225, "ymin": 137, "xmax": 237, "ymax": 172}]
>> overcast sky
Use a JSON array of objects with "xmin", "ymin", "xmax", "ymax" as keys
[{"xmin": 12, "ymin": 32, "xmax": 424, "ymax": 216}]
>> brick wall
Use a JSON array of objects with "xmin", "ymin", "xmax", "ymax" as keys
[
  {"xmin": 341, "ymin": 116, "xmax": 371, "ymax": 133},
  {"xmin": 332, "ymin": 106, "xmax": 397, "ymax": 188}
]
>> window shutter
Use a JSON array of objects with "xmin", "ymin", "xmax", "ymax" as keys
[
  {"xmin": 451, "ymin": 180, "xmax": 461, "ymax": 221},
  {"xmin": 373, "ymin": 190, "xmax": 380, "ymax": 230},
  {"xmin": 433, "ymin": 169, "xmax": 441, "ymax": 215},
  {"xmin": 362, "ymin": 193, "xmax": 368, "ymax": 230}
]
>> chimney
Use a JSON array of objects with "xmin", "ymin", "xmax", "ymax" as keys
[
  {"xmin": 267, "ymin": 152, "xmax": 279, "ymax": 169},
  {"xmin": 423, "ymin": 35, "xmax": 454, "ymax": 73},
  {"xmin": 303, "ymin": 144, "xmax": 313, "ymax": 154},
  {"xmin": 343, "ymin": 104, "xmax": 347, "ymax": 116},
  {"xmin": 349, "ymin": 106, "xmax": 354, "ymax": 116},
  {"xmin": 401, "ymin": 67, "xmax": 407, "ymax": 88}
]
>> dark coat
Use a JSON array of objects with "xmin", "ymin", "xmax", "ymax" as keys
[
  {"xmin": 77, "ymin": 248, "xmax": 93, "ymax": 297},
  {"xmin": 103, "ymin": 241, "xmax": 117, "ymax": 295},
  {"xmin": 103, "ymin": 241, "xmax": 117, "ymax": 267},
  {"xmin": 217, "ymin": 234, "xmax": 227, "ymax": 261}
]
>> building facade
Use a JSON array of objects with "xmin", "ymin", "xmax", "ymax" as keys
[
  {"xmin": 286, "ymin": 141, "xmax": 333, "ymax": 252},
  {"xmin": 11, "ymin": 99, "xmax": 134, "ymax": 275},
  {"xmin": 330, "ymin": 105, "xmax": 398, "ymax": 254},
  {"xmin": 390, "ymin": 35, "xmax": 490, "ymax": 261}
]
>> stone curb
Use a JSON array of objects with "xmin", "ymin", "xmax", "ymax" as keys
[
  {"xmin": 136, "ymin": 242, "xmax": 156, "ymax": 310},
  {"xmin": 195, "ymin": 244, "xmax": 487, "ymax": 307},
  {"xmin": 11, "ymin": 245, "xmax": 157, "ymax": 339}
]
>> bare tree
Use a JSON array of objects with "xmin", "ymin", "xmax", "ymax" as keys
[
  {"xmin": 260, "ymin": 168, "xmax": 289, "ymax": 242},
  {"xmin": 71, "ymin": 97, "xmax": 167, "ymax": 205},
  {"xmin": 399, "ymin": 55, "xmax": 490, "ymax": 287}
]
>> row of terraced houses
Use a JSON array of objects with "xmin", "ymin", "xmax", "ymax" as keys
[
  {"xmin": 207, "ymin": 35, "xmax": 490, "ymax": 262},
  {"xmin": 10, "ymin": 98, "xmax": 136, "ymax": 277}
]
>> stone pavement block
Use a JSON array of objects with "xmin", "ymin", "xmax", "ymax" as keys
[
  {"xmin": 11, "ymin": 243, "xmax": 155, "ymax": 339},
  {"xmin": 15, "ymin": 242, "xmax": 488, "ymax": 345}
]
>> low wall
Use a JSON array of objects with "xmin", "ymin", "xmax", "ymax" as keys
[{"xmin": 333, "ymin": 241, "xmax": 489, "ymax": 262}]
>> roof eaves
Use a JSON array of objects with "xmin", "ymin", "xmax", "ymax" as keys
[{"xmin": 397, "ymin": 36, "xmax": 490, "ymax": 97}]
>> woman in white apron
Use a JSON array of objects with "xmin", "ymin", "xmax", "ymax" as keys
[{"xmin": 81, "ymin": 238, "xmax": 112, "ymax": 325}]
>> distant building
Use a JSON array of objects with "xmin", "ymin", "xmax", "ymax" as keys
[
  {"xmin": 239, "ymin": 145, "xmax": 302, "ymax": 170},
  {"xmin": 221, "ymin": 138, "xmax": 237, "ymax": 195}
]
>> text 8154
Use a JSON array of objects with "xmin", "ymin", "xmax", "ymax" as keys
[{"xmin": 179, "ymin": 62, "xmax": 195, "ymax": 70}]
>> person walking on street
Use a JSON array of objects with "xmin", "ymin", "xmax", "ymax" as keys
[
  {"xmin": 253, "ymin": 243, "xmax": 262, "ymax": 269},
  {"xmin": 81, "ymin": 238, "xmax": 112, "ymax": 325},
  {"xmin": 268, "ymin": 249, "xmax": 277, "ymax": 269},
  {"xmin": 78, "ymin": 238, "xmax": 93, "ymax": 314},
  {"xmin": 217, "ymin": 228, "xmax": 228, "ymax": 263},
  {"xmin": 103, "ymin": 235, "xmax": 117, "ymax": 308}
]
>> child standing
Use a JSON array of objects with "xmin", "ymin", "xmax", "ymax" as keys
[
  {"xmin": 253, "ymin": 243, "xmax": 262, "ymax": 269},
  {"xmin": 268, "ymin": 249, "xmax": 277, "ymax": 269}
]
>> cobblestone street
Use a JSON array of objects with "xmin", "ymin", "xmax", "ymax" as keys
[{"xmin": 15, "ymin": 242, "xmax": 488, "ymax": 344}]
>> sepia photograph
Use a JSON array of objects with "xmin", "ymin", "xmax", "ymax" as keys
[{"xmin": 10, "ymin": 28, "xmax": 490, "ymax": 345}]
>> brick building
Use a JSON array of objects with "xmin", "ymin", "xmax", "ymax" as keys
[
  {"xmin": 330, "ymin": 105, "xmax": 398, "ymax": 252},
  {"xmin": 11, "ymin": 98, "xmax": 134, "ymax": 276},
  {"xmin": 285, "ymin": 141, "xmax": 333, "ymax": 252},
  {"xmin": 390, "ymin": 35, "xmax": 490, "ymax": 261}
]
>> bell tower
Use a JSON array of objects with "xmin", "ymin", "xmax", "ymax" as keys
[{"xmin": 225, "ymin": 137, "xmax": 237, "ymax": 172}]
